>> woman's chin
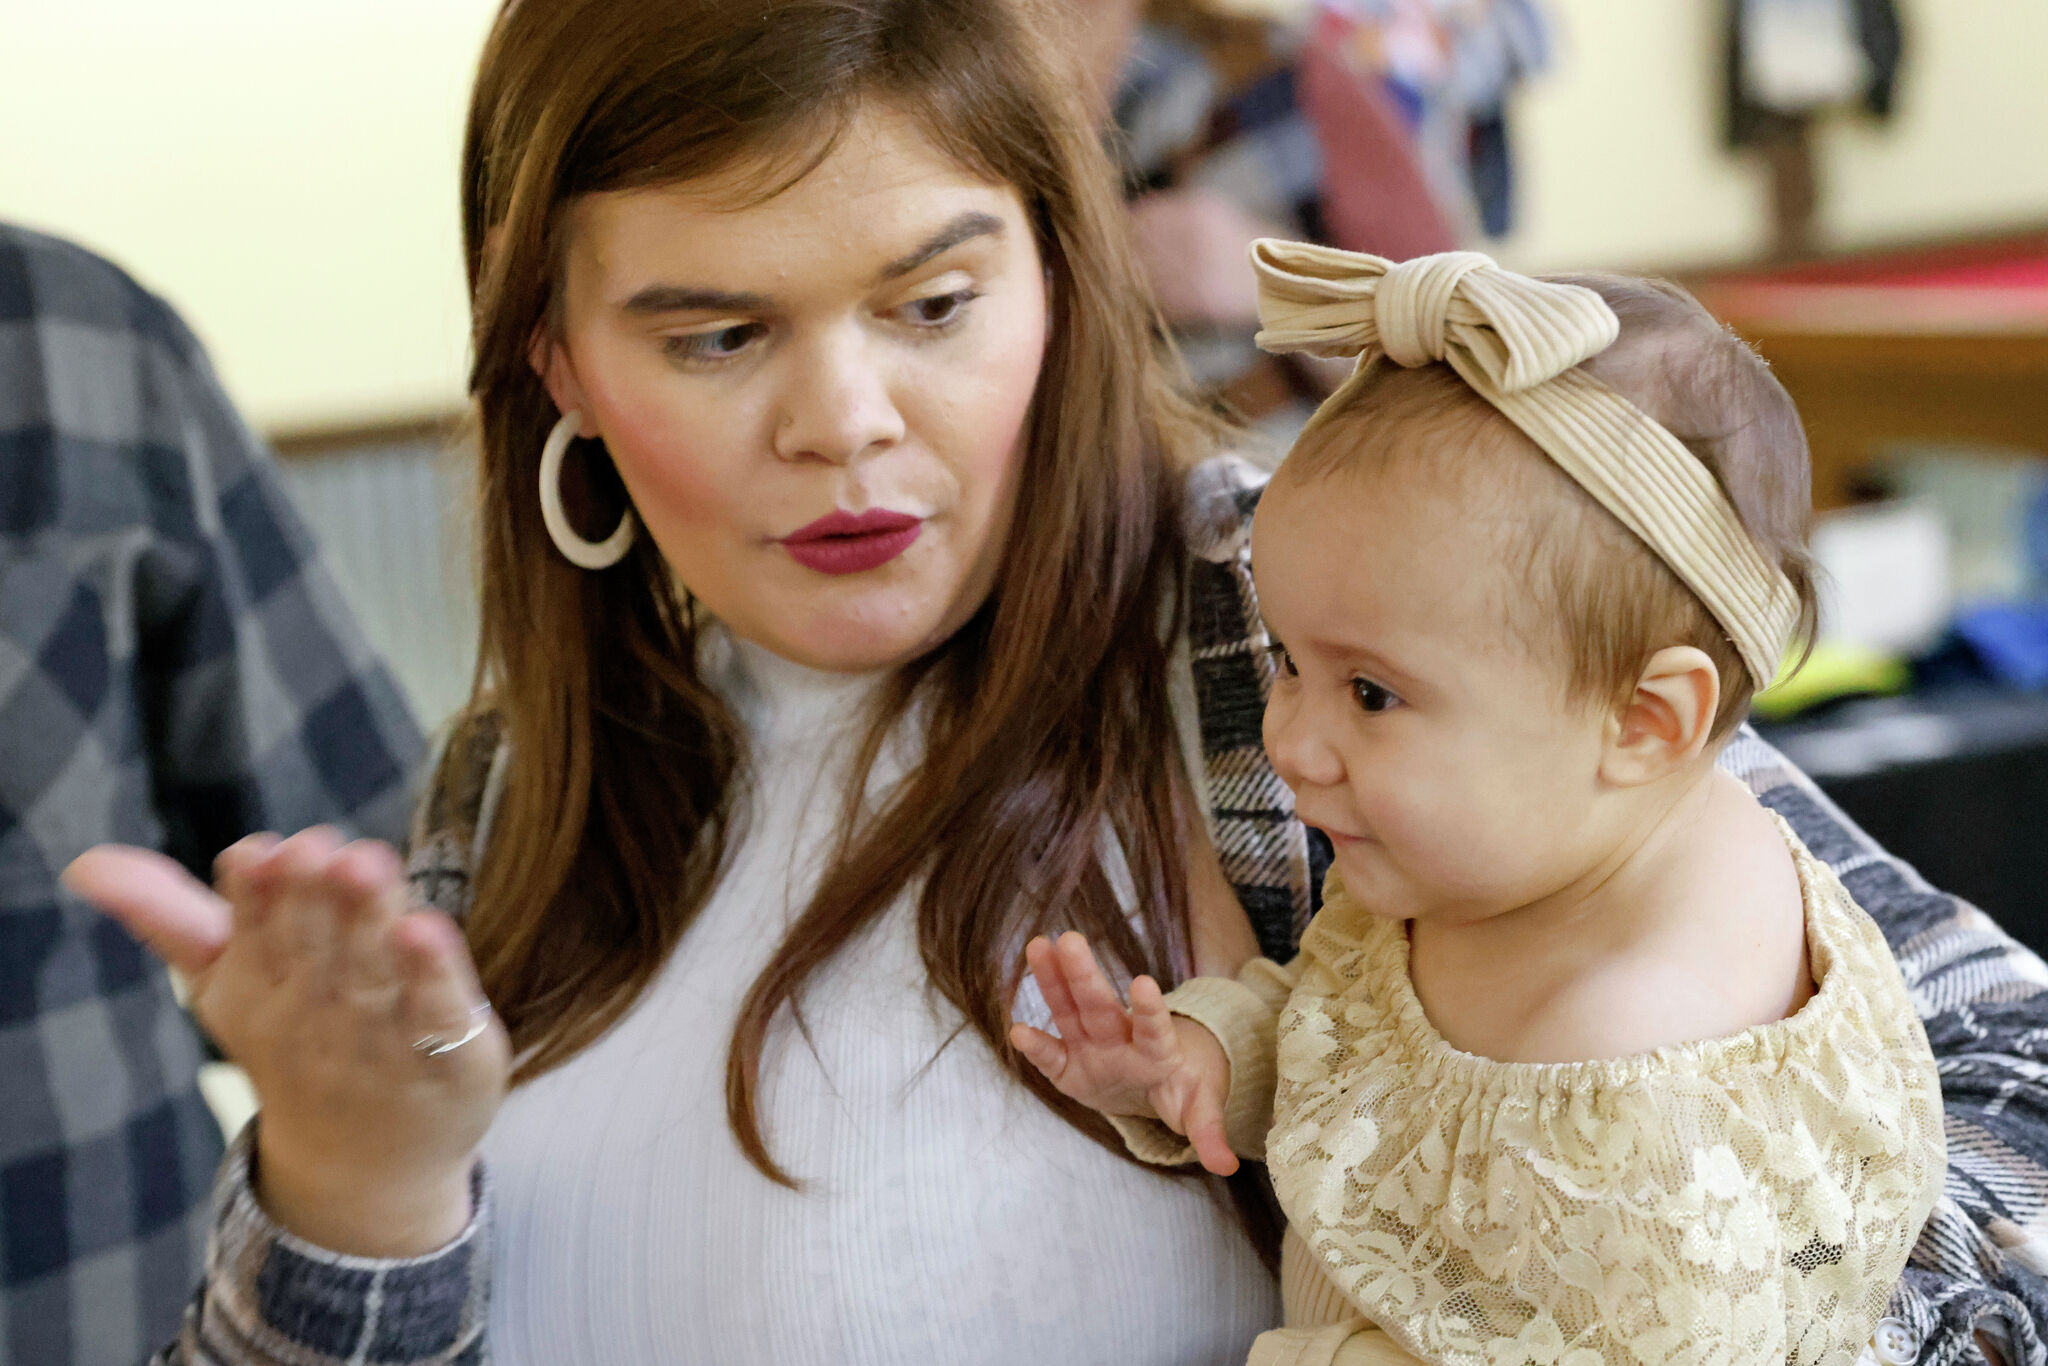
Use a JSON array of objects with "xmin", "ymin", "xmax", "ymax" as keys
[{"xmin": 744, "ymin": 609, "xmax": 950, "ymax": 676}]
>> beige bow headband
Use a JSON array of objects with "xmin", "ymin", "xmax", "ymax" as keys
[{"xmin": 1251, "ymin": 239, "xmax": 1801, "ymax": 687}]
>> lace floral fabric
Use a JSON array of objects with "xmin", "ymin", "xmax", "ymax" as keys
[{"xmin": 1267, "ymin": 818, "xmax": 1945, "ymax": 1366}]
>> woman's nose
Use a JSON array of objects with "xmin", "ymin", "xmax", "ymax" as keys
[
  {"xmin": 773, "ymin": 326, "xmax": 907, "ymax": 465},
  {"xmin": 1262, "ymin": 686, "xmax": 1345, "ymax": 793}
]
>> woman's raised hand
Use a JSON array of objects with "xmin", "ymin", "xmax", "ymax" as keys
[
  {"xmin": 62, "ymin": 829, "xmax": 509, "ymax": 1258},
  {"xmin": 1010, "ymin": 932, "xmax": 1238, "ymax": 1176}
]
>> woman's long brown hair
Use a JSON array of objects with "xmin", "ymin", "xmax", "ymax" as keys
[{"xmin": 457, "ymin": 0, "xmax": 1258, "ymax": 1228}]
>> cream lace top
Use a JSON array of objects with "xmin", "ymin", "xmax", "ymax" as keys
[{"xmin": 1118, "ymin": 817, "xmax": 1945, "ymax": 1366}]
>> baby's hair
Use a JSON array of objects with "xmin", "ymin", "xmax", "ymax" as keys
[{"xmin": 1282, "ymin": 272, "xmax": 1820, "ymax": 740}]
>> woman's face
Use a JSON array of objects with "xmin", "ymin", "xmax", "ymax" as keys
[{"xmin": 541, "ymin": 103, "xmax": 1049, "ymax": 672}]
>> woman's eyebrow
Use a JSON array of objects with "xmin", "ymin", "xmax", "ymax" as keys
[
  {"xmin": 876, "ymin": 211, "xmax": 1005, "ymax": 282},
  {"xmin": 617, "ymin": 211, "xmax": 1004, "ymax": 315},
  {"xmin": 621, "ymin": 285, "xmax": 773, "ymax": 316}
]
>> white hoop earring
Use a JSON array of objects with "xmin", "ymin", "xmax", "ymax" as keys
[{"xmin": 538, "ymin": 410, "xmax": 636, "ymax": 570}]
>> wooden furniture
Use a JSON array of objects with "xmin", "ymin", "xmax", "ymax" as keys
[{"xmin": 1688, "ymin": 231, "xmax": 2048, "ymax": 511}]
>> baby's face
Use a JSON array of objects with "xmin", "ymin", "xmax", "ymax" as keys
[{"xmin": 1252, "ymin": 462, "xmax": 1620, "ymax": 926}]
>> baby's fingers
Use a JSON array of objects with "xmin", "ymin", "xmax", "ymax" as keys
[
  {"xmin": 1128, "ymin": 976, "xmax": 1178, "ymax": 1062},
  {"xmin": 1182, "ymin": 1083, "xmax": 1239, "ymax": 1177},
  {"xmin": 1024, "ymin": 935, "xmax": 1086, "ymax": 1042},
  {"xmin": 1056, "ymin": 932, "xmax": 1130, "ymax": 1047},
  {"xmin": 1008, "ymin": 1023, "xmax": 1068, "ymax": 1083}
]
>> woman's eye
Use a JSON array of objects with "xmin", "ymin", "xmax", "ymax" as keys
[
  {"xmin": 1267, "ymin": 642, "xmax": 1298, "ymax": 678},
  {"xmin": 1351, "ymin": 678, "xmax": 1401, "ymax": 714},
  {"xmin": 899, "ymin": 289, "xmax": 979, "ymax": 328},
  {"xmin": 664, "ymin": 322, "xmax": 764, "ymax": 363}
]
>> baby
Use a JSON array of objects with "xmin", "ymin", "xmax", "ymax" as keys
[{"xmin": 1013, "ymin": 243, "xmax": 1945, "ymax": 1366}]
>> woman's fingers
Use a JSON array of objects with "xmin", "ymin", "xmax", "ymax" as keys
[
  {"xmin": 327, "ymin": 841, "xmax": 407, "ymax": 1000},
  {"xmin": 215, "ymin": 833, "xmax": 281, "ymax": 929},
  {"xmin": 214, "ymin": 832, "xmax": 280, "ymax": 896},
  {"xmin": 1056, "ymin": 932, "xmax": 1130, "ymax": 1046},
  {"xmin": 252, "ymin": 828, "xmax": 345, "ymax": 989},
  {"xmin": 61, "ymin": 845, "xmax": 231, "ymax": 976},
  {"xmin": 392, "ymin": 910, "xmax": 492, "ymax": 1054},
  {"xmin": 215, "ymin": 833, "xmax": 287, "ymax": 982}
]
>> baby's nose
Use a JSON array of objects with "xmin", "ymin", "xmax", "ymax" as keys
[{"xmin": 1263, "ymin": 695, "xmax": 1346, "ymax": 792}]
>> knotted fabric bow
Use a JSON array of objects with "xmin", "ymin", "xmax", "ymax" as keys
[{"xmin": 1251, "ymin": 238, "xmax": 1802, "ymax": 688}]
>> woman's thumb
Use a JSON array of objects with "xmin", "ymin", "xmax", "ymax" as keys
[{"xmin": 63, "ymin": 845, "xmax": 232, "ymax": 975}]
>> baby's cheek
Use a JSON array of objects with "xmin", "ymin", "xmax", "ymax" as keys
[{"xmin": 1375, "ymin": 778, "xmax": 1521, "ymax": 901}]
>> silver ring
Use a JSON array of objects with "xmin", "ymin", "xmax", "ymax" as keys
[{"xmin": 413, "ymin": 1000, "xmax": 492, "ymax": 1058}]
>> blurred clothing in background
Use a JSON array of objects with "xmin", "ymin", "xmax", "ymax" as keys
[
  {"xmin": 1109, "ymin": 0, "xmax": 1548, "ymax": 431},
  {"xmin": 1724, "ymin": 0, "xmax": 1906, "ymax": 255},
  {"xmin": 0, "ymin": 224, "xmax": 421, "ymax": 1366}
]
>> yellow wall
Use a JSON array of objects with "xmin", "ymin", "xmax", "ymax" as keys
[
  {"xmin": 1492, "ymin": 0, "xmax": 2048, "ymax": 274},
  {"xmin": 0, "ymin": 0, "xmax": 498, "ymax": 432},
  {"xmin": 4, "ymin": 0, "xmax": 2045, "ymax": 429}
]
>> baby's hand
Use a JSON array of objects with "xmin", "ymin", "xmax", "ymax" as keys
[{"xmin": 1010, "ymin": 932, "xmax": 1238, "ymax": 1176}]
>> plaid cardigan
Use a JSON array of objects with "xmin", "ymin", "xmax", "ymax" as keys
[
  {"xmin": 0, "ymin": 224, "xmax": 422, "ymax": 1366},
  {"xmin": 162, "ymin": 458, "xmax": 2047, "ymax": 1365}
]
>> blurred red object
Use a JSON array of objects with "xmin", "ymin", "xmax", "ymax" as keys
[{"xmin": 1299, "ymin": 6, "xmax": 1458, "ymax": 261}]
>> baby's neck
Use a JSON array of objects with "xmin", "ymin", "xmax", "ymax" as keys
[
  {"xmin": 1545, "ymin": 762, "xmax": 1729, "ymax": 933},
  {"xmin": 1407, "ymin": 763, "xmax": 1812, "ymax": 1064}
]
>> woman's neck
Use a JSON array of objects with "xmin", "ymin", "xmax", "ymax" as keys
[{"xmin": 702, "ymin": 623, "xmax": 898, "ymax": 746}]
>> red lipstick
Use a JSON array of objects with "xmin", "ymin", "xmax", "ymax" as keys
[{"xmin": 779, "ymin": 508, "xmax": 923, "ymax": 576}]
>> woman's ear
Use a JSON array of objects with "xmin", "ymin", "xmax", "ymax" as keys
[
  {"xmin": 1600, "ymin": 646, "xmax": 1721, "ymax": 787},
  {"xmin": 528, "ymin": 329, "xmax": 600, "ymax": 438}
]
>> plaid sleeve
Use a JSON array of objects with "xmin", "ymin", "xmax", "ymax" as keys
[
  {"xmin": 1722, "ymin": 729, "xmax": 2048, "ymax": 1366},
  {"xmin": 150, "ymin": 1125, "xmax": 490, "ymax": 1366},
  {"xmin": 147, "ymin": 720, "xmax": 507, "ymax": 1365},
  {"xmin": 1182, "ymin": 455, "xmax": 1326, "ymax": 962},
  {"xmin": 126, "ymin": 296, "xmax": 422, "ymax": 870}
]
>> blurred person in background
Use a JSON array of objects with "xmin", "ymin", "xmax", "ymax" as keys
[
  {"xmin": 0, "ymin": 223, "xmax": 422, "ymax": 1366},
  {"xmin": 1085, "ymin": 0, "xmax": 1547, "ymax": 437}
]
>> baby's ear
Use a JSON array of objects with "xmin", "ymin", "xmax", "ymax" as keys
[{"xmin": 1601, "ymin": 646, "xmax": 1720, "ymax": 787}]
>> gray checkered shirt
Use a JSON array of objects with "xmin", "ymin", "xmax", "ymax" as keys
[
  {"xmin": 0, "ymin": 223, "xmax": 423, "ymax": 1366},
  {"xmin": 157, "ymin": 461, "xmax": 2048, "ymax": 1365}
]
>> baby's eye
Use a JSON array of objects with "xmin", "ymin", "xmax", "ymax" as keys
[
  {"xmin": 664, "ymin": 322, "xmax": 765, "ymax": 364},
  {"xmin": 1267, "ymin": 641, "xmax": 1298, "ymax": 678},
  {"xmin": 898, "ymin": 289, "xmax": 980, "ymax": 328},
  {"xmin": 1351, "ymin": 678, "xmax": 1401, "ymax": 714}
]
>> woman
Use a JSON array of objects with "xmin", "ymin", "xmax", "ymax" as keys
[{"xmin": 69, "ymin": 1, "xmax": 2048, "ymax": 1363}]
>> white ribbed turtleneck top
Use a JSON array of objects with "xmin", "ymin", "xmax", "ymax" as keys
[{"xmin": 480, "ymin": 629, "xmax": 1278, "ymax": 1364}]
